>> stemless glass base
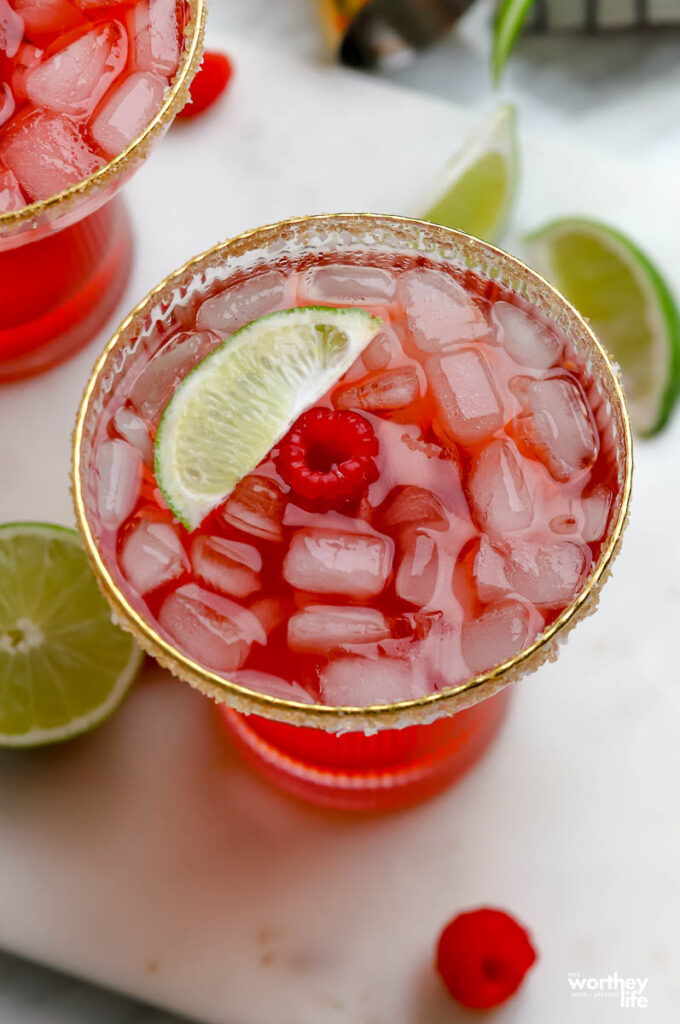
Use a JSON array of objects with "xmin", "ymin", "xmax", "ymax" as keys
[
  {"xmin": 219, "ymin": 689, "xmax": 512, "ymax": 812},
  {"xmin": 0, "ymin": 197, "xmax": 133, "ymax": 383}
]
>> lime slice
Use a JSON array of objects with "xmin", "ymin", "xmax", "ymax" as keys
[
  {"xmin": 492, "ymin": 0, "xmax": 535, "ymax": 84},
  {"xmin": 419, "ymin": 104, "xmax": 519, "ymax": 243},
  {"xmin": 155, "ymin": 306, "xmax": 383, "ymax": 530},
  {"xmin": 0, "ymin": 523, "xmax": 142, "ymax": 748},
  {"xmin": 526, "ymin": 218, "xmax": 680, "ymax": 436}
]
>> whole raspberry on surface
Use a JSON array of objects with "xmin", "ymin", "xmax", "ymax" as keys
[
  {"xmin": 276, "ymin": 407, "xmax": 379, "ymax": 509},
  {"xmin": 177, "ymin": 51, "xmax": 233, "ymax": 119},
  {"xmin": 436, "ymin": 907, "xmax": 537, "ymax": 1009}
]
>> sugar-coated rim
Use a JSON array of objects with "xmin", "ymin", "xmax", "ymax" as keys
[
  {"xmin": 72, "ymin": 214, "xmax": 633, "ymax": 733},
  {"xmin": 0, "ymin": 0, "xmax": 206, "ymax": 234}
]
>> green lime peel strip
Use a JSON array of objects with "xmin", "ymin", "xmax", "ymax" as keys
[{"xmin": 492, "ymin": 0, "xmax": 536, "ymax": 84}]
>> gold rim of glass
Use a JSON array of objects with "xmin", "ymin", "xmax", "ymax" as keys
[
  {"xmin": 0, "ymin": 0, "xmax": 206, "ymax": 232},
  {"xmin": 72, "ymin": 213, "xmax": 633, "ymax": 732}
]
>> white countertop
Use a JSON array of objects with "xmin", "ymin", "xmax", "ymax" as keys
[{"xmin": 2, "ymin": 2, "xmax": 679, "ymax": 1022}]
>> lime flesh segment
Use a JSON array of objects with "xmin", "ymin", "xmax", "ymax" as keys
[
  {"xmin": 155, "ymin": 306, "xmax": 383, "ymax": 530},
  {"xmin": 0, "ymin": 523, "xmax": 142, "ymax": 748},
  {"xmin": 527, "ymin": 218, "xmax": 680, "ymax": 436},
  {"xmin": 420, "ymin": 104, "xmax": 519, "ymax": 243}
]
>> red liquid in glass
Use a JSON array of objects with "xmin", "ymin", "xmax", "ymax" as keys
[{"xmin": 87, "ymin": 253, "xmax": 621, "ymax": 809}]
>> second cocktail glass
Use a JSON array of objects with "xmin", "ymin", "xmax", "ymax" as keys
[{"xmin": 0, "ymin": 0, "xmax": 205, "ymax": 381}]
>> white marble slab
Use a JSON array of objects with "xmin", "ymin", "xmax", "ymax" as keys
[{"xmin": 1, "ymin": 24, "xmax": 679, "ymax": 1024}]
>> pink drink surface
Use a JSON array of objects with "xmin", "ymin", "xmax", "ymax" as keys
[
  {"xmin": 0, "ymin": 0, "xmax": 186, "ymax": 210},
  {"xmin": 91, "ymin": 254, "xmax": 620, "ymax": 707}
]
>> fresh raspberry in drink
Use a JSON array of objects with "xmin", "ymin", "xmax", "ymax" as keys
[
  {"xmin": 276, "ymin": 407, "xmax": 379, "ymax": 507},
  {"xmin": 88, "ymin": 250, "xmax": 623, "ymax": 708},
  {"xmin": 436, "ymin": 908, "xmax": 537, "ymax": 1008},
  {"xmin": 0, "ymin": 0, "xmax": 189, "ymax": 206}
]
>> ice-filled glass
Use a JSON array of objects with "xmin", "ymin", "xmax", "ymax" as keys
[
  {"xmin": 0, "ymin": 0, "xmax": 204, "ymax": 381},
  {"xmin": 73, "ymin": 215, "xmax": 632, "ymax": 811}
]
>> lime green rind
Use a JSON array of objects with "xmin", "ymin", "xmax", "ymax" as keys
[
  {"xmin": 526, "ymin": 217, "xmax": 680, "ymax": 437},
  {"xmin": 0, "ymin": 522, "xmax": 143, "ymax": 748},
  {"xmin": 421, "ymin": 104, "xmax": 519, "ymax": 244},
  {"xmin": 155, "ymin": 306, "xmax": 383, "ymax": 531},
  {"xmin": 492, "ymin": 0, "xmax": 536, "ymax": 84}
]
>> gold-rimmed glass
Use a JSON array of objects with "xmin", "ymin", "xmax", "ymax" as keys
[
  {"xmin": 0, "ymin": 0, "xmax": 205, "ymax": 381},
  {"xmin": 73, "ymin": 213, "xmax": 633, "ymax": 810}
]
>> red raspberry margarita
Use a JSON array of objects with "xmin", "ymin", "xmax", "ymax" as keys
[
  {"xmin": 0, "ymin": 0, "xmax": 203, "ymax": 379},
  {"xmin": 74, "ymin": 216, "xmax": 631, "ymax": 810}
]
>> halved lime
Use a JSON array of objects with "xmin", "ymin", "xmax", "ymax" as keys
[
  {"xmin": 0, "ymin": 523, "xmax": 142, "ymax": 748},
  {"xmin": 419, "ymin": 104, "xmax": 519, "ymax": 244},
  {"xmin": 155, "ymin": 306, "xmax": 383, "ymax": 530},
  {"xmin": 526, "ymin": 217, "xmax": 680, "ymax": 436}
]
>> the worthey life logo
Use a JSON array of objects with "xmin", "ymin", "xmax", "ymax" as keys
[{"xmin": 568, "ymin": 972, "xmax": 649, "ymax": 1009}]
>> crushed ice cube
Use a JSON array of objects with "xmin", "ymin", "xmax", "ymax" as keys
[
  {"xmin": 380, "ymin": 485, "xmax": 448, "ymax": 533},
  {"xmin": 549, "ymin": 514, "xmax": 578, "ymax": 535},
  {"xmin": 113, "ymin": 405, "xmax": 153, "ymax": 466},
  {"xmin": 288, "ymin": 605, "xmax": 391, "ymax": 653},
  {"xmin": 96, "ymin": 439, "xmax": 142, "ymax": 530},
  {"xmin": 223, "ymin": 475, "xmax": 285, "ymax": 542},
  {"xmin": 129, "ymin": 330, "xmax": 217, "ymax": 422},
  {"xmin": 582, "ymin": 484, "xmax": 612, "ymax": 543},
  {"xmin": 195, "ymin": 270, "xmax": 287, "ymax": 336},
  {"xmin": 395, "ymin": 530, "xmax": 441, "ymax": 607},
  {"xmin": 0, "ymin": 109, "xmax": 105, "ymax": 201},
  {"xmin": 333, "ymin": 365, "xmax": 421, "ymax": 413},
  {"xmin": 467, "ymin": 439, "xmax": 533, "ymax": 536},
  {"xmin": 132, "ymin": 0, "xmax": 180, "ymax": 77},
  {"xmin": 493, "ymin": 301, "xmax": 562, "ymax": 369},
  {"xmin": 462, "ymin": 599, "xmax": 535, "ymax": 675},
  {"xmin": 283, "ymin": 528, "xmax": 393, "ymax": 598},
  {"xmin": 0, "ymin": 84, "xmax": 15, "ymax": 131},
  {"xmin": 90, "ymin": 71, "xmax": 165, "ymax": 158},
  {"xmin": 504, "ymin": 537, "xmax": 590, "ymax": 608},
  {"xmin": 14, "ymin": 0, "xmax": 81, "ymax": 46},
  {"xmin": 362, "ymin": 329, "xmax": 401, "ymax": 372},
  {"xmin": 0, "ymin": 0, "xmax": 23, "ymax": 58},
  {"xmin": 512, "ymin": 375, "xmax": 598, "ymax": 482},
  {"xmin": 8, "ymin": 42, "xmax": 42, "ymax": 104},
  {"xmin": 159, "ymin": 583, "xmax": 266, "ymax": 673},
  {"xmin": 427, "ymin": 348, "xmax": 503, "ymax": 446},
  {"xmin": 319, "ymin": 655, "xmax": 428, "ymax": 706},
  {"xmin": 120, "ymin": 516, "xmax": 188, "ymax": 594},
  {"xmin": 397, "ymin": 267, "xmax": 489, "ymax": 352},
  {"xmin": 249, "ymin": 596, "xmax": 290, "ymax": 636},
  {"xmin": 0, "ymin": 165, "xmax": 25, "ymax": 212},
  {"xmin": 26, "ymin": 21, "xmax": 128, "ymax": 118},
  {"xmin": 473, "ymin": 536, "xmax": 511, "ymax": 604},
  {"xmin": 229, "ymin": 670, "xmax": 314, "ymax": 704},
  {"xmin": 299, "ymin": 264, "xmax": 396, "ymax": 305},
  {"xmin": 191, "ymin": 535, "xmax": 262, "ymax": 599}
]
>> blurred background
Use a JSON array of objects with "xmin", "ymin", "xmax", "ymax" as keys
[{"xmin": 2, "ymin": 1, "xmax": 679, "ymax": 1022}]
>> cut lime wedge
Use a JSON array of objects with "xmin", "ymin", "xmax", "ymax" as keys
[
  {"xmin": 526, "ymin": 217, "xmax": 680, "ymax": 436},
  {"xmin": 0, "ymin": 523, "xmax": 142, "ymax": 748},
  {"xmin": 155, "ymin": 306, "xmax": 383, "ymax": 530},
  {"xmin": 419, "ymin": 104, "xmax": 519, "ymax": 244}
]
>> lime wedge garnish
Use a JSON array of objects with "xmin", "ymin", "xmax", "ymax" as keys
[
  {"xmin": 526, "ymin": 217, "xmax": 680, "ymax": 436},
  {"xmin": 419, "ymin": 104, "xmax": 519, "ymax": 244},
  {"xmin": 492, "ymin": 0, "xmax": 535, "ymax": 84},
  {"xmin": 0, "ymin": 523, "xmax": 142, "ymax": 748},
  {"xmin": 155, "ymin": 306, "xmax": 383, "ymax": 530}
]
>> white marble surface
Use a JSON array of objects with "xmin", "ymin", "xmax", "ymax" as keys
[{"xmin": 2, "ymin": 2, "xmax": 680, "ymax": 1022}]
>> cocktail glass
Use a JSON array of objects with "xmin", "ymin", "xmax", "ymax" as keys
[
  {"xmin": 0, "ymin": 0, "xmax": 205, "ymax": 382},
  {"xmin": 72, "ymin": 214, "xmax": 632, "ymax": 812}
]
